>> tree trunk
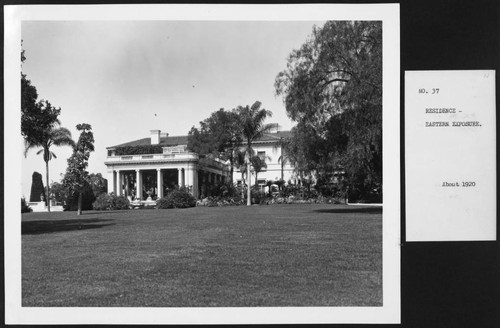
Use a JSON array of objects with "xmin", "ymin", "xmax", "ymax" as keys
[
  {"xmin": 246, "ymin": 152, "xmax": 251, "ymax": 206},
  {"xmin": 77, "ymin": 192, "xmax": 83, "ymax": 215},
  {"xmin": 45, "ymin": 160, "xmax": 51, "ymax": 212}
]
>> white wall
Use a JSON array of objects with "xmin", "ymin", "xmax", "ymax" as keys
[{"xmin": 232, "ymin": 143, "xmax": 296, "ymax": 188}]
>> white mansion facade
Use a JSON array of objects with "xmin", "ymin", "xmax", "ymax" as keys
[{"xmin": 105, "ymin": 126, "xmax": 295, "ymax": 201}]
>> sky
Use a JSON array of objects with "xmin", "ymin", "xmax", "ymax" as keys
[{"xmin": 21, "ymin": 20, "xmax": 325, "ymax": 198}]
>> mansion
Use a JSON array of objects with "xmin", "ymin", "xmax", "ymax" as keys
[{"xmin": 105, "ymin": 125, "xmax": 296, "ymax": 201}]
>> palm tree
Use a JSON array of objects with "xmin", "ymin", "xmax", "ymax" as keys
[
  {"xmin": 273, "ymin": 136, "xmax": 292, "ymax": 186},
  {"xmin": 236, "ymin": 101, "xmax": 273, "ymax": 206},
  {"xmin": 24, "ymin": 123, "xmax": 74, "ymax": 212},
  {"xmin": 250, "ymin": 155, "xmax": 268, "ymax": 190},
  {"xmin": 234, "ymin": 149, "xmax": 248, "ymax": 201}
]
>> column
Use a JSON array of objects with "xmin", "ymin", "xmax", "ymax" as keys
[
  {"xmin": 184, "ymin": 166, "xmax": 192, "ymax": 191},
  {"xmin": 115, "ymin": 170, "xmax": 121, "ymax": 196},
  {"xmin": 119, "ymin": 171, "xmax": 123, "ymax": 196},
  {"xmin": 178, "ymin": 168, "xmax": 184, "ymax": 187},
  {"xmin": 107, "ymin": 170, "xmax": 115, "ymax": 194},
  {"xmin": 136, "ymin": 170, "xmax": 142, "ymax": 200},
  {"xmin": 157, "ymin": 169, "xmax": 163, "ymax": 199}
]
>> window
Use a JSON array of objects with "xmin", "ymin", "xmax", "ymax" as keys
[{"xmin": 257, "ymin": 151, "xmax": 266, "ymax": 162}]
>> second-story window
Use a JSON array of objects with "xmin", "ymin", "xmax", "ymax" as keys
[{"xmin": 257, "ymin": 151, "xmax": 266, "ymax": 162}]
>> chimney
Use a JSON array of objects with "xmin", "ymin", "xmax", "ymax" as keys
[
  {"xmin": 150, "ymin": 130, "xmax": 161, "ymax": 145},
  {"xmin": 269, "ymin": 123, "xmax": 280, "ymax": 133}
]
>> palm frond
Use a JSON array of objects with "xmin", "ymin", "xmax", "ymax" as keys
[
  {"xmin": 24, "ymin": 139, "xmax": 41, "ymax": 157},
  {"xmin": 51, "ymin": 127, "xmax": 75, "ymax": 148}
]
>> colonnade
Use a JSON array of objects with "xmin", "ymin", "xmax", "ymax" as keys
[{"xmin": 109, "ymin": 166, "xmax": 227, "ymax": 201}]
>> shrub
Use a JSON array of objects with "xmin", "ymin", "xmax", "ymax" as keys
[
  {"xmin": 201, "ymin": 182, "xmax": 240, "ymax": 198},
  {"xmin": 346, "ymin": 184, "xmax": 382, "ymax": 203},
  {"xmin": 157, "ymin": 187, "xmax": 196, "ymax": 209},
  {"xmin": 216, "ymin": 182, "xmax": 239, "ymax": 197},
  {"xmin": 251, "ymin": 188, "xmax": 267, "ymax": 205},
  {"xmin": 93, "ymin": 193, "xmax": 130, "ymax": 210},
  {"xmin": 114, "ymin": 195, "xmax": 131, "ymax": 210},
  {"xmin": 92, "ymin": 193, "xmax": 113, "ymax": 210},
  {"xmin": 21, "ymin": 198, "xmax": 32, "ymax": 213},
  {"xmin": 197, "ymin": 195, "xmax": 244, "ymax": 207}
]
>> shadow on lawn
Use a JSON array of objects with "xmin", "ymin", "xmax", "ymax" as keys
[
  {"xmin": 22, "ymin": 218, "xmax": 115, "ymax": 235},
  {"xmin": 314, "ymin": 206, "xmax": 382, "ymax": 214}
]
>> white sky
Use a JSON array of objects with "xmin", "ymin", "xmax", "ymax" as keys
[{"xmin": 21, "ymin": 20, "xmax": 324, "ymax": 198}]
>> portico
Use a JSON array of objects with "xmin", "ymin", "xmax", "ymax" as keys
[{"xmin": 105, "ymin": 130, "xmax": 228, "ymax": 202}]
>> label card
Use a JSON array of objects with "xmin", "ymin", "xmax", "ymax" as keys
[{"xmin": 405, "ymin": 70, "xmax": 496, "ymax": 241}]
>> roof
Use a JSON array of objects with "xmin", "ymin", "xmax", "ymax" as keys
[
  {"xmin": 254, "ymin": 130, "xmax": 292, "ymax": 143},
  {"xmin": 108, "ymin": 130, "xmax": 292, "ymax": 149},
  {"xmin": 109, "ymin": 135, "xmax": 189, "ymax": 148}
]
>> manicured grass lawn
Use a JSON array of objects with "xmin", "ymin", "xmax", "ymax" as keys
[{"xmin": 22, "ymin": 204, "xmax": 382, "ymax": 307}]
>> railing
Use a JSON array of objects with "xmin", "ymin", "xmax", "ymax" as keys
[
  {"xmin": 105, "ymin": 151, "xmax": 199, "ymax": 163},
  {"xmin": 105, "ymin": 152, "xmax": 231, "ymax": 171}
]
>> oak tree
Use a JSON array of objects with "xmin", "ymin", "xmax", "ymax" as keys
[{"xmin": 187, "ymin": 109, "xmax": 242, "ymax": 183}]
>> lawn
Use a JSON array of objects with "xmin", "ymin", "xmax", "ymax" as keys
[{"xmin": 22, "ymin": 204, "xmax": 382, "ymax": 307}]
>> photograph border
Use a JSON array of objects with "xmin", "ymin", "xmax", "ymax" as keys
[{"xmin": 4, "ymin": 3, "xmax": 400, "ymax": 324}]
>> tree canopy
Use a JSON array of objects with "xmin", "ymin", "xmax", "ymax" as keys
[
  {"xmin": 188, "ymin": 109, "xmax": 242, "ymax": 158},
  {"xmin": 188, "ymin": 108, "xmax": 245, "ymax": 184},
  {"xmin": 236, "ymin": 101, "xmax": 273, "ymax": 153},
  {"xmin": 188, "ymin": 108, "xmax": 242, "ymax": 183},
  {"xmin": 275, "ymin": 21, "xmax": 382, "ymax": 201},
  {"xmin": 21, "ymin": 50, "xmax": 63, "ymax": 151},
  {"xmin": 250, "ymin": 155, "xmax": 267, "ymax": 186}
]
